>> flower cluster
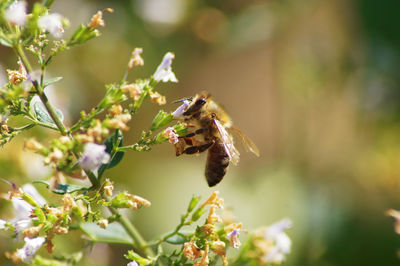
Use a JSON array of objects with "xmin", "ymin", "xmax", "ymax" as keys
[
  {"xmin": 1, "ymin": 184, "xmax": 81, "ymax": 263},
  {"xmin": 239, "ymin": 218, "xmax": 292, "ymax": 265}
]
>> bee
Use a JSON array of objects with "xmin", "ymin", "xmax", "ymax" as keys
[{"xmin": 172, "ymin": 92, "xmax": 260, "ymax": 187}]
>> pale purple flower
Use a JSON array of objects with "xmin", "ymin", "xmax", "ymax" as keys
[
  {"xmin": 127, "ymin": 261, "xmax": 138, "ymax": 266},
  {"xmin": 38, "ymin": 13, "xmax": 64, "ymax": 38},
  {"xmin": 4, "ymin": 1, "xmax": 27, "ymax": 26},
  {"xmin": 171, "ymin": 100, "xmax": 189, "ymax": 118},
  {"xmin": 227, "ymin": 228, "xmax": 241, "ymax": 248},
  {"xmin": 262, "ymin": 218, "xmax": 292, "ymax": 264},
  {"xmin": 79, "ymin": 143, "xmax": 110, "ymax": 173},
  {"xmin": 153, "ymin": 52, "xmax": 178, "ymax": 83},
  {"xmin": 15, "ymin": 237, "xmax": 45, "ymax": 264}
]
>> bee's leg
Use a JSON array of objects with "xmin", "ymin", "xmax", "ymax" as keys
[
  {"xmin": 174, "ymin": 138, "xmax": 186, "ymax": 156},
  {"xmin": 181, "ymin": 141, "xmax": 214, "ymax": 155},
  {"xmin": 179, "ymin": 128, "xmax": 208, "ymax": 139}
]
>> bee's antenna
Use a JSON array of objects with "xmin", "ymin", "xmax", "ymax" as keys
[{"xmin": 172, "ymin": 97, "xmax": 192, "ymax": 104}]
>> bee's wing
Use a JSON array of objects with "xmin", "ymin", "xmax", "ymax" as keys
[
  {"xmin": 230, "ymin": 125, "xmax": 260, "ymax": 157},
  {"xmin": 213, "ymin": 119, "xmax": 240, "ymax": 165}
]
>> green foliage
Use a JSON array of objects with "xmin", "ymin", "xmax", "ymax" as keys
[
  {"xmin": 31, "ymin": 96, "xmax": 64, "ymax": 126},
  {"xmin": 80, "ymin": 223, "xmax": 134, "ymax": 245}
]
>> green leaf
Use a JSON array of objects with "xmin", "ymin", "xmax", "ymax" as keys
[
  {"xmin": 0, "ymin": 35, "xmax": 12, "ymax": 47},
  {"xmin": 31, "ymin": 96, "xmax": 64, "ymax": 126},
  {"xmin": 165, "ymin": 234, "xmax": 186, "ymax": 245},
  {"xmin": 80, "ymin": 222, "xmax": 134, "ymax": 245},
  {"xmin": 33, "ymin": 180, "xmax": 88, "ymax": 194},
  {"xmin": 52, "ymin": 183, "xmax": 88, "ymax": 194},
  {"xmin": 33, "ymin": 255, "xmax": 69, "ymax": 266},
  {"xmin": 125, "ymin": 250, "xmax": 152, "ymax": 265},
  {"xmin": 43, "ymin": 77, "xmax": 63, "ymax": 88},
  {"xmin": 100, "ymin": 131, "xmax": 125, "ymax": 171}
]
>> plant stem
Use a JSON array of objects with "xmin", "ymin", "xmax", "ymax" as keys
[
  {"xmin": 14, "ymin": 44, "xmax": 68, "ymax": 136},
  {"xmin": 107, "ymin": 204, "xmax": 155, "ymax": 258}
]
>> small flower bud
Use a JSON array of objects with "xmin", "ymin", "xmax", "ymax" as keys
[
  {"xmin": 149, "ymin": 91, "xmax": 166, "ymax": 105},
  {"xmin": 201, "ymin": 191, "xmax": 224, "ymax": 209},
  {"xmin": 59, "ymin": 136, "xmax": 70, "ymax": 144},
  {"xmin": 132, "ymin": 195, "xmax": 151, "ymax": 207},
  {"xmin": 97, "ymin": 219, "xmax": 109, "ymax": 229},
  {"xmin": 104, "ymin": 181, "xmax": 114, "ymax": 197},
  {"xmin": 24, "ymin": 138, "xmax": 44, "ymax": 151},
  {"xmin": 128, "ymin": 48, "xmax": 144, "ymax": 69},
  {"xmin": 110, "ymin": 104, "xmax": 123, "ymax": 116},
  {"xmin": 150, "ymin": 110, "xmax": 173, "ymax": 131},
  {"xmin": 199, "ymin": 223, "xmax": 216, "ymax": 237},
  {"xmin": 163, "ymin": 127, "xmax": 179, "ymax": 145},
  {"xmin": 87, "ymin": 119, "xmax": 105, "ymax": 143},
  {"xmin": 184, "ymin": 240, "xmax": 201, "ymax": 261},
  {"xmin": 54, "ymin": 225, "xmax": 68, "ymax": 235},
  {"xmin": 48, "ymin": 148, "xmax": 63, "ymax": 163},
  {"xmin": 62, "ymin": 193, "xmax": 76, "ymax": 212},
  {"xmin": 207, "ymin": 205, "xmax": 222, "ymax": 224},
  {"xmin": 45, "ymin": 206, "xmax": 63, "ymax": 217},
  {"xmin": 23, "ymin": 224, "xmax": 43, "ymax": 238},
  {"xmin": 121, "ymin": 83, "xmax": 142, "ymax": 101},
  {"xmin": 7, "ymin": 70, "xmax": 26, "ymax": 85},
  {"xmin": 75, "ymin": 134, "xmax": 94, "ymax": 143},
  {"xmin": 211, "ymin": 240, "xmax": 226, "ymax": 256},
  {"xmin": 106, "ymin": 116, "xmax": 130, "ymax": 131},
  {"xmin": 187, "ymin": 195, "xmax": 201, "ymax": 212},
  {"xmin": 89, "ymin": 11, "xmax": 105, "ymax": 28},
  {"xmin": 191, "ymin": 207, "xmax": 206, "ymax": 222}
]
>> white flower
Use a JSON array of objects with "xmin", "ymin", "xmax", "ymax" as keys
[
  {"xmin": 79, "ymin": 143, "xmax": 110, "ymax": 173},
  {"xmin": 12, "ymin": 198, "xmax": 32, "ymax": 221},
  {"xmin": 10, "ymin": 185, "xmax": 46, "ymax": 238},
  {"xmin": 38, "ymin": 13, "xmax": 64, "ymax": 38},
  {"xmin": 4, "ymin": 1, "xmax": 27, "ymax": 26},
  {"xmin": 11, "ymin": 199, "xmax": 33, "ymax": 238},
  {"xmin": 127, "ymin": 261, "xmax": 138, "ymax": 266},
  {"xmin": 171, "ymin": 100, "xmax": 189, "ymax": 118},
  {"xmin": 15, "ymin": 236, "xmax": 45, "ymax": 264},
  {"xmin": 263, "ymin": 218, "xmax": 292, "ymax": 264},
  {"xmin": 264, "ymin": 218, "xmax": 292, "ymax": 240},
  {"xmin": 0, "ymin": 219, "xmax": 6, "ymax": 229},
  {"xmin": 153, "ymin": 52, "xmax": 178, "ymax": 83}
]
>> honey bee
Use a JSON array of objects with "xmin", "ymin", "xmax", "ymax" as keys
[{"xmin": 172, "ymin": 92, "xmax": 260, "ymax": 187}]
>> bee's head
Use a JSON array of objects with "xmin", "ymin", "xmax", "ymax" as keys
[{"xmin": 172, "ymin": 92, "xmax": 210, "ymax": 118}]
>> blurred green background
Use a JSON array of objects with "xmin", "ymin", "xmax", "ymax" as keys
[{"xmin": 1, "ymin": 0, "xmax": 400, "ymax": 265}]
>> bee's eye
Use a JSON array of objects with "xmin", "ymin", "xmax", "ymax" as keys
[{"xmin": 195, "ymin": 98, "xmax": 206, "ymax": 106}]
